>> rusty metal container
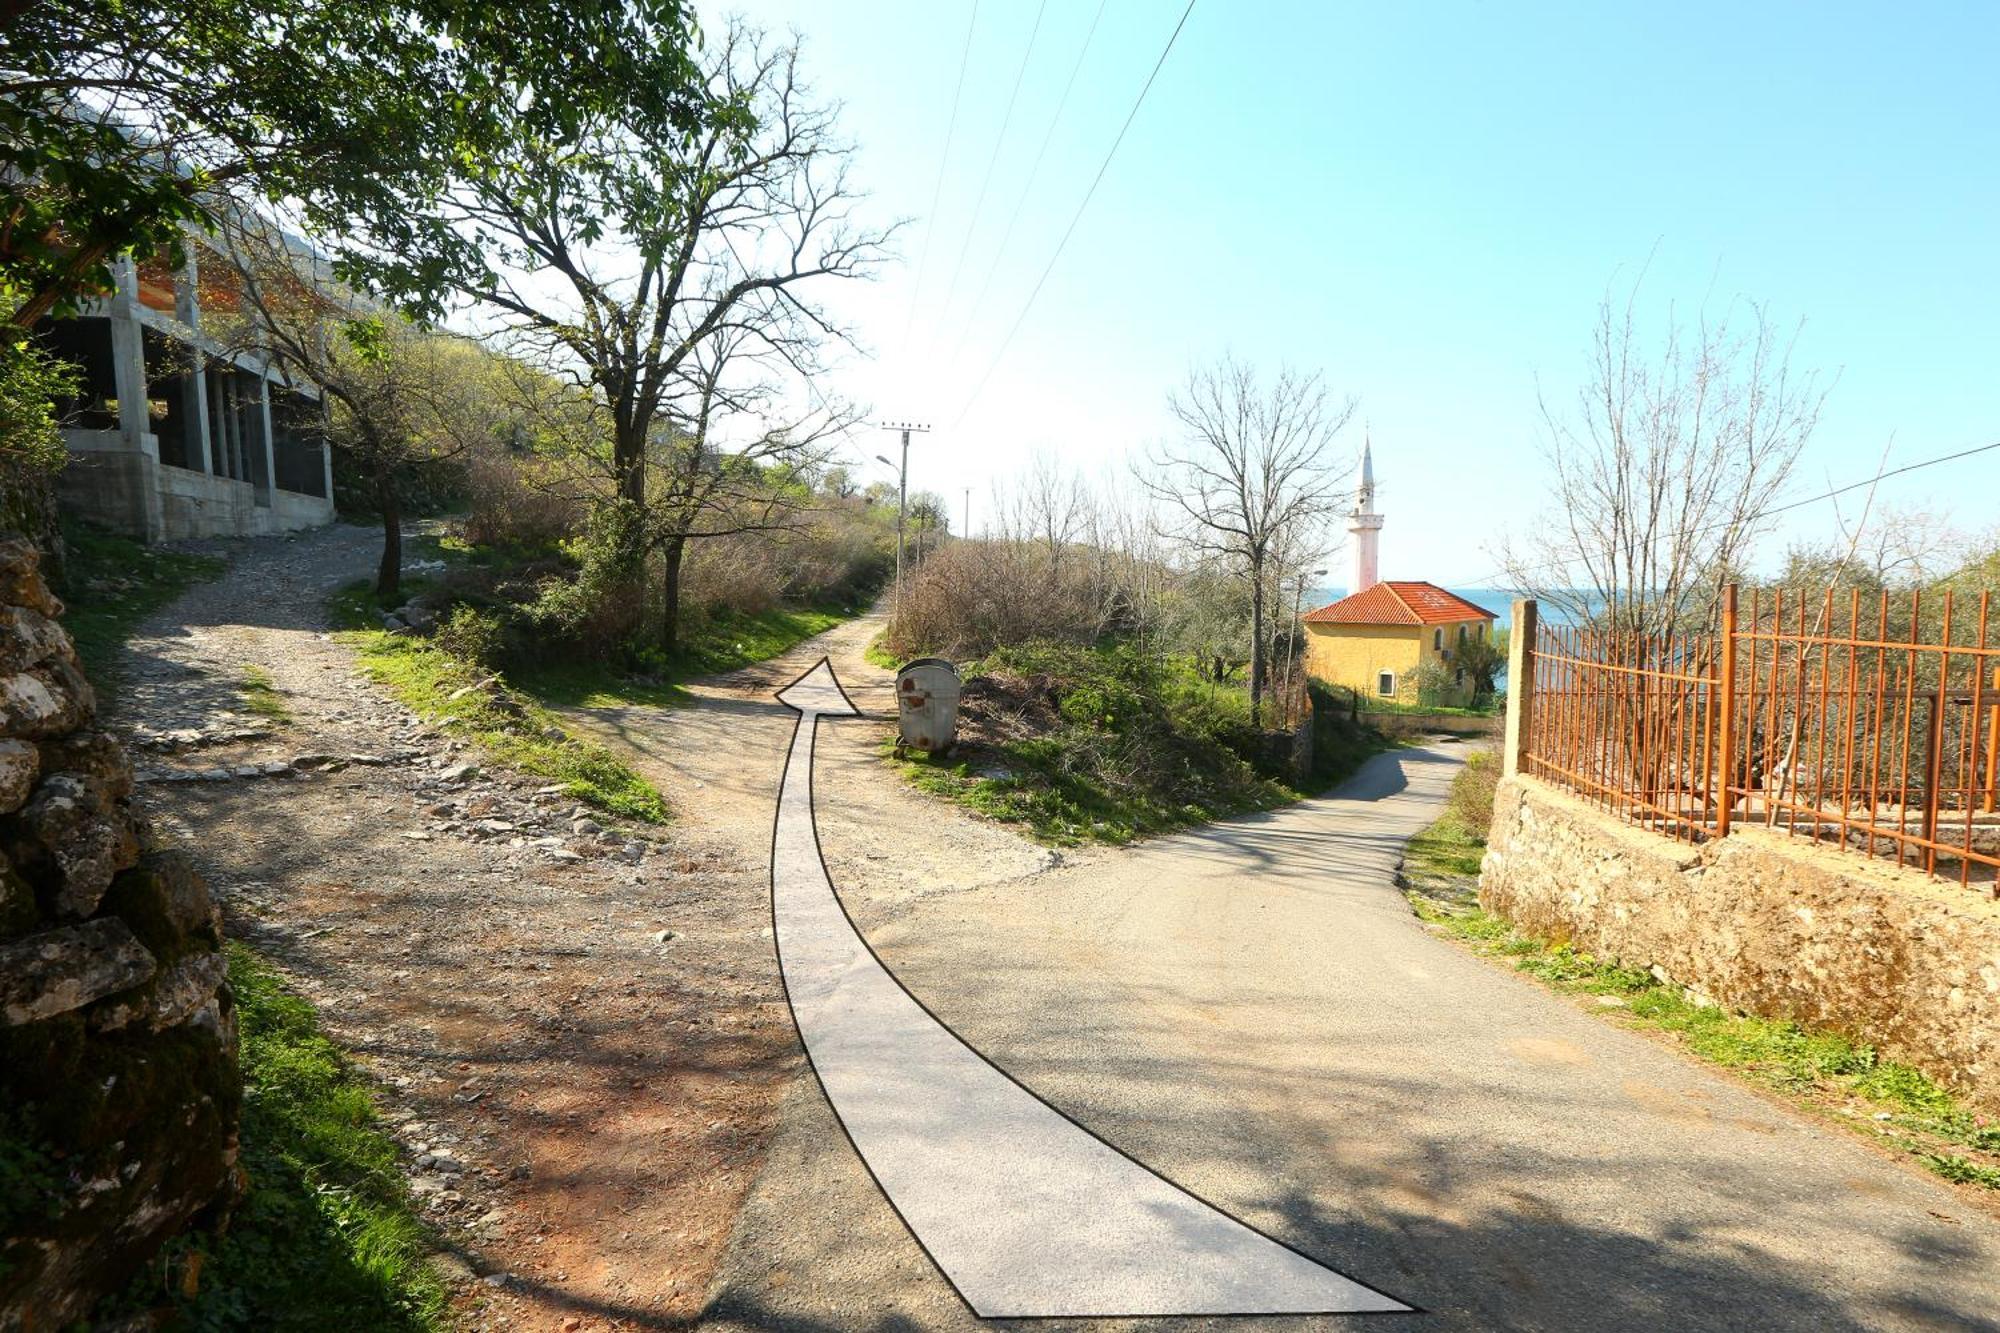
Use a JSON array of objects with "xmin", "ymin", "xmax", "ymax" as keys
[{"xmin": 895, "ymin": 658, "xmax": 962, "ymax": 755}]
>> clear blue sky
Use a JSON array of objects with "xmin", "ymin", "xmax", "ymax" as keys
[{"xmin": 710, "ymin": 0, "xmax": 2000, "ymax": 581}]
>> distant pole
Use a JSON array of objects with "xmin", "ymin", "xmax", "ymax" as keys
[
  {"xmin": 963, "ymin": 487, "xmax": 971, "ymax": 539},
  {"xmin": 876, "ymin": 422, "xmax": 930, "ymax": 609}
]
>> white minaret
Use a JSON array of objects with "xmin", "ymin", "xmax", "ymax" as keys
[{"xmin": 1346, "ymin": 435, "xmax": 1383, "ymax": 593}]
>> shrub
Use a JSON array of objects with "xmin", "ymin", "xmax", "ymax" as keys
[
  {"xmin": 461, "ymin": 451, "xmax": 579, "ymax": 550},
  {"xmin": 1447, "ymin": 749, "xmax": 1500, "ymax": 837},
  {"xmin": 887, "ymin": 540, "xmax": 1103, "ymax": 659},
  {"xmin": 681, "ymin": 532, "xmax": 783, "ymax": 619},
  {"xmin": 1413, "ymin": 657, "xmax": 1455, "ymax": 707},
  {"xmin": 432, "ymin": 605, "xmax": 504, "ymax": 667}
]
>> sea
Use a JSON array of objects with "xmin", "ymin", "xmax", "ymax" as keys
[{"xmin": 1303, "ymin": 587, "xmax": 1546, "ymax": 631}]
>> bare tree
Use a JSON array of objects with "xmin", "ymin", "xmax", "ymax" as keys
[
  {"xmin": 407, "ymin": 21, "xmax": 896, "ymax": 561},
  {"xmin": 1499, "ymin": 283, "xmax": 1829, "ymax": 634},
  {"xmin": 1144, "ymin": 356, "xmax": 1356, "ymax": 724},
  {"xmin": 640, "ymin": 324, "xmax": 861, "ymax": 651}
]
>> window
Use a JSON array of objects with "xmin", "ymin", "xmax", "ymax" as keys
[
  {"xmin": 1377, "ymin": 670, "xmax": 1396, "ymax": 697},
  {"xmin": 1458, "ymin": 625, "xmax": 1469, "ymax": 644},
  {"xmin": 1433, "ymin": 628, "xmax": 1444, "ymax": 651},
  {"xmin": 1455, "ymin": 668, "xmax": 1466, "ymax": 686}
]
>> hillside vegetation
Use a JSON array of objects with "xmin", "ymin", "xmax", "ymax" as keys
[{"xmin": 893, "ymin": 642, "xmax": 1383, "ymax": 846}]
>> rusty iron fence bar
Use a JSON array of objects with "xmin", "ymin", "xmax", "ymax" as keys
[{"xmin": 1520, "ymin": 585, "xmax": 1999, "ymax": 895}]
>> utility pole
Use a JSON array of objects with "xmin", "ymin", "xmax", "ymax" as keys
[
  {"xmin": 963, "ymin": 487, "xmax": 971, "ymax": 539},
  {"xmin": 875, "ymin": 421, "xmax": 930, "ymax": 607}
]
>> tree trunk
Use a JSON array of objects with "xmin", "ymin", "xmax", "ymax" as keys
[
  {"xmin": 1249, "ymin": 555, "xmax": 1267, "ymax": 726},
  {"xmin": 659, "ymin": 532, "xmax": 686, "ymax": 655},
  {"xmin": 375, "ymin": 471, "xmax": 402, "ymax": 602}
]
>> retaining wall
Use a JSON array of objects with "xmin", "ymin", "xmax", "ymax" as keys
[
  {"xmin": 1481, "ymin": 773, "xmax": 2000, "ymax": 1113},
  {"xmin": 0, "ymin": 537, "xmax": 240, "ymax": 1325}
]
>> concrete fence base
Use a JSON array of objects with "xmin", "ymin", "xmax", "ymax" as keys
[{"xmin": 1481, "ymin": 774, "xmax": 2000, "ymax": 1113}]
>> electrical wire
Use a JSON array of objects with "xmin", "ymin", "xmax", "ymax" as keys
[
  {"xmin": 948, "ymin": 0, "xmax": 1200, "ymax": 429},
  {"xmin": 942, "ymin": 0, "xmax": 1110, "ymax": 371},
  {"xmin": 1440, "ymin": 437, "xmax": 2000, "ymax": 589},
  {"xmin": 897, "ymin": 1, "xmax": 981, "ymax": 359},
  {"xmin": 932, "ymin": 0, "xmax": 1049, "ymax": 334}
]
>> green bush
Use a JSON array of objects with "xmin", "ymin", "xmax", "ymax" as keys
[
  {"xmin": 431, "ymin": 604, "xmax": 504, "ymax": 668},
  {"xmin": 897, "ymin": 641, "xmax": 1299, "ymax": 845}
]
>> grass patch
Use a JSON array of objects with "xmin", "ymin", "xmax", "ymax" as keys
[
  {"xmin": 57, "ymin": 522, "xmax": 224, "ymax": 688},
  {"xmin": 1359, "ymin": 697, "xmax": 1502, "ymax": 718},
  {"xmin": 863, "ymin": 631, "xmax": 902, "ymax": 671},
  {"xmin": 1400, "ymin": 759, "xmax": 2000, "ymax": 1194},
  {"xmin": 329, "ymin": 580, "xmax": 668, "ymax": 823},
  {"xmin": 111, "ymin": 945, "xmax": 450, "ymax": 1329},
  {"xmin": 239, "ymin": 665, "xmax": 291, "ymax": 722},
  {"xmin": 888, "ymin": 642, "xmax": 1304, "ymax": 847},
  {"xmin": 513, "ymin": 604, "xmax": 847, "ymax": 711}
]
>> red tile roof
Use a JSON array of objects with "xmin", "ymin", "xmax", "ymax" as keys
[{"xmin": 1302, "ymin": 581, "xmax": 1498, "ymax": 627}]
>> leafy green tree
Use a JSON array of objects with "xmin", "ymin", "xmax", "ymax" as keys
[
  {"xmin": 1455, "ymin": 626, "xmax": 1508, "ymax": 700},
  {"xmin": 205, "ymin": 215, "xmax": 505, "ymax": 598},
  {"xmin": 0, "ymin": 0, "xmax": 704, "ymax": 327}
]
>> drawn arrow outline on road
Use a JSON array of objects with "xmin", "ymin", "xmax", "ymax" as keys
[{"xmin": 770, "ymin": 657, "xmax": 1417, "ymax": 1319}]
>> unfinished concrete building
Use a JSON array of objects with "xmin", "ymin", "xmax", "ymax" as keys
[{"xmin": 49, "ymin": 245, "xmax": 335, "ymax": 541}]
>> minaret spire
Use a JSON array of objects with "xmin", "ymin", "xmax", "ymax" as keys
[{"xmin": 1346, "ymin": 431, "xmax": 1384, "ymax": 593}]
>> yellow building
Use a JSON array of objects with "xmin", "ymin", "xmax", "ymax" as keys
[{"xmin": 1302, "ymin": 581, "xmax": 1497, "ymax": 705}]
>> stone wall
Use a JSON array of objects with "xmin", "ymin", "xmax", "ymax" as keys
[
  {"xmin": 0, "ymin": 537, "xmax": 240, "ymax": 1327},
  {"xmin": 1482, "ymin": 774, "xmax": 2000, "ymax": 1113}
]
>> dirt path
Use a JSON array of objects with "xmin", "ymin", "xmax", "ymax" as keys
[
  {"xmin": 113, "ymin": 524, "xmax": 807, "ymax": 1331},
  {"xmin": 565, "ymin": 611, "xmax": 1057, "ymax": 901}
]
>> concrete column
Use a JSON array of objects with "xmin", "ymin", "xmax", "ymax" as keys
[
  {"xmin": 175, "ymin": 253, "xmax": 213, "ymax": 474},
  {"xmin": 1503, "ymin": 599, "xmax": 1537, "ymax": 778},
  {"xmin": 253, "ymin": 372, "xmax": 277, "ymax": 507},
  {"xmin": 319, "ymin": 397, "xmax": 336, "ymax": 505},
  {"xmin": 106, "ymin": 259, "xmax": 152, "ymax": 458}
]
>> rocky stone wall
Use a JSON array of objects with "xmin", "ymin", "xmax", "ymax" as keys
[
  {"xmin": 1482, "ymin": 774, "xmax": 2000, "ymax": 1113},
  {"xmin": 0, "ymin": 537, "xmax": 240, "ymax": 1328}
]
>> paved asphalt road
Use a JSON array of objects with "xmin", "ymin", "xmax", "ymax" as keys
[{"xmin": 699, "ymin": 711, "xmax": 1999, "ymax": 1330}]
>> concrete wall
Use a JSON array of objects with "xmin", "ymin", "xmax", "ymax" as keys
[
  {"xmin": 1364, "ymin": 709, "xmax": 1503, "ymax": 740},
  {"xmin": 52, "ymin": 249, "xmax": 336, "ymax": 544},
  {"xmin": 1482, "ymin": 774, "xmax": 2000, "ymax": 1112},
  {"xmin": 59, "ymin": 438, "xmax": 331, "ymax": 541}
]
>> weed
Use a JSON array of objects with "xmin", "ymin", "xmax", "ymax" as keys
[
  {"xmin": 887, "ymin": 642, "xmax": 1306, "ymax": 846},
  {"xmin": 108, "ymin": 946, "xmax": 449, "ymax": 1329},
  {"xmin": 239, "ymin": 665, "xmax": 290, "ymax": 722},
  {"xmin": 330, "ymin": 580, "xmax": 668, "ymax": 823},
  {"xmin": 1412, "ymin": 853, "xmax": 2000, "ymax": 1192}
]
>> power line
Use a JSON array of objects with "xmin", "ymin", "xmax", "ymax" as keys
[
  {"xmin": 943, "ymin": 0, "xmax": 1109, "ymax": 371},
  {"xmin": 932, "ymin": 0, "xmax": 1049, "ymax": 335},
  {"xmin": 898, "ymin": 1, "xmax": 981, "ymax": 359},
  {"xmin": 1443, "ymin": 437, "xmax": 2000, "ymax": 589},
  {"xmin": 948, "ymin": 0, "xmax": 1200, "ymax": 429}
]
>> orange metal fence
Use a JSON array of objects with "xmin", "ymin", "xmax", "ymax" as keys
[{"xmin": 1522, "ymin": 586, "xmax": 1999, "ymax": 893}]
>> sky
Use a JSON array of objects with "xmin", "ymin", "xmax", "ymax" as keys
[{"xmin": 704, "ymin": 0, "xmax": 2000, "ymax": 584}]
